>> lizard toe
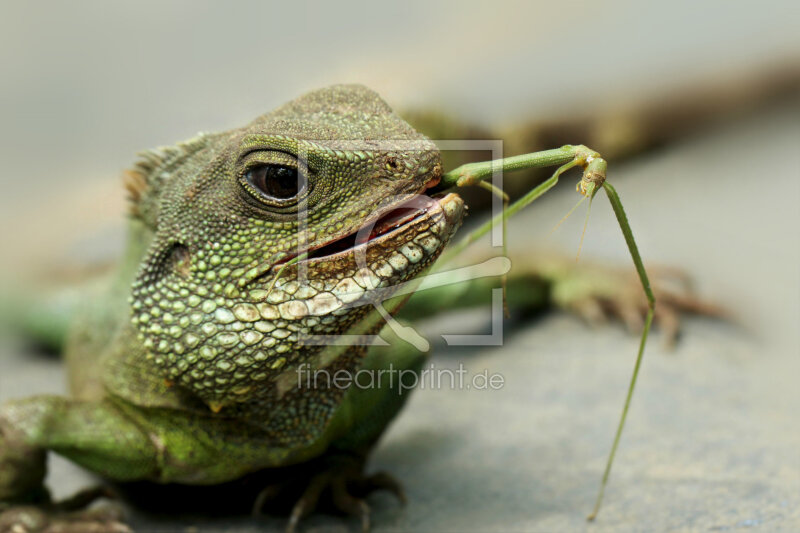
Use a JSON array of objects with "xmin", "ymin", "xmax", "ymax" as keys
[
  {"xmin": 0, "ymin": 502, "xmax": 130, "ymax": 533},
  {"xmin": 255, "ymin": 456, "xmax": 404, "ymax": 533}
]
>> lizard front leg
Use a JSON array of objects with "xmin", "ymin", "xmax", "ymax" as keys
[
  {"xmin": 252, "ymin": 327, "xmax": 425, "ymax": 533},
  {"xmin": 398, "ymin": 248, "xmax": 721, "ymax": 344},
  {"xmin": 0, "ymin": 396, "xmax": 158, "ymax": 532}
]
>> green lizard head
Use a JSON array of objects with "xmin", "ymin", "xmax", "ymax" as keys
[{"xmin": 127, "ymin": 85, "xmax": 465, "ymax": 411}]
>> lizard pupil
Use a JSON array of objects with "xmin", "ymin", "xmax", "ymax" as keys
[{"xmin": 248, "ymin": 165, "xmax": 304, "ymax": 200}]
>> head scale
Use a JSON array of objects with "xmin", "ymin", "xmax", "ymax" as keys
[{"xmin": 127, "ymin": 85, "xmax": 464, "ymax": 412}]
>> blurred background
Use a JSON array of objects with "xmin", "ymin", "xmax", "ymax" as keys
[
  {"xmin": 0, "ymin": 1, "xmax": 798, "ymax": 531},
  {"xmin": 0, "ymin": 0, "xmax": 798, "ymax": 273}
]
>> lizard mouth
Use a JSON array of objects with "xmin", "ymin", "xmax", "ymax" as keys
[
  {"xmin": 301, "ymin": 196, "xmax": 440, "ymax": 262},
  {"xmin": 274, "ymin": 178, "xmax": 459, "ymax": 267}
]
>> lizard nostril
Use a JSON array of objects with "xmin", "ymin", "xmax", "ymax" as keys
[{"xmin": 385, "ymin": 156, "xmax": 399, "ymax": 171}]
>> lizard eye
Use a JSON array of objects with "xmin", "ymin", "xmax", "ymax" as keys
[{"xmin": 245, "ymin": 164, "xmax": 307, "ymax": 202}]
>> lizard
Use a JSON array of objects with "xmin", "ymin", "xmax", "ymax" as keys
[{"xmin": 0, "ymin": 84, "xmax": 714, "ymax": 532}]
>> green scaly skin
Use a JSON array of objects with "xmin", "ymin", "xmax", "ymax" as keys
[
  {"xmin": 0, "ymin": 84, "xmax": 712, "ymax": 532},
  {"xmin": 0, "ymin": 85, "xmax": 467, "ymax": 530}
]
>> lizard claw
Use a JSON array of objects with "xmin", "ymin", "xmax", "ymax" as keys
[
  {"xmin": 0, "ymin": 500, "xmax": 129, "ymax": 533},
  {"xmin": 252, "ymin": 456, "xmax": 404, "ymax": 533},
  {"xmin": 0, "ymin": 485, "xmax": 126, "ymax": 533},
  {"xmin": 329, "ymin": 476, "xmax": 370, "ymax": 533},
  {"xmin": 554, "ymin": 262, "xmax": 726, "ymax": 347},
  {"xmin": 285, "ymin": 470, "xmax": 329, "ymax": 533},
  {"xmin": 355, "ymin": 471, "xmax": 406, "ymax": 506}
]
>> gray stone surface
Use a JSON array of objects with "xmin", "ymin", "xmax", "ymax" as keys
[
  {"xmin": 2, "ymin": 2, "xmax": 799, "ymax": 530},
  {"xmin": 1, "ymin": 101, "xmax": 798, "ymax": 532}
]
